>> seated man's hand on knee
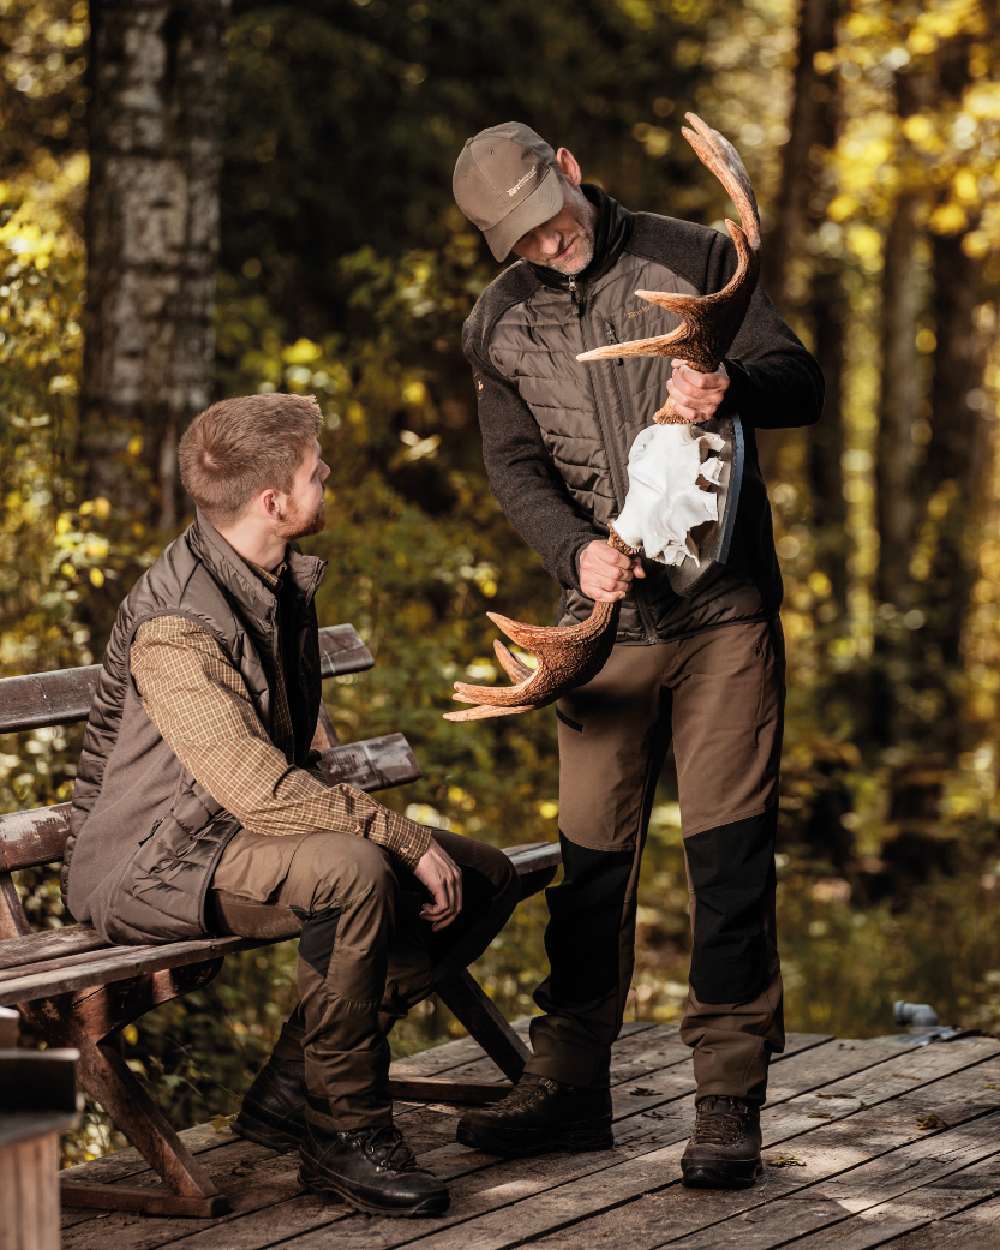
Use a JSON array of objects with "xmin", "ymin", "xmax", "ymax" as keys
[{"xmin": 415, "ymin": 838, "xmax": 463, "ymax": 930}]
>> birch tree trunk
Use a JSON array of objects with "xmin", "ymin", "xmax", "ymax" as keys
[{"xmin": 81, "ymin": 0, "xmax": 229, "ymax": 536}]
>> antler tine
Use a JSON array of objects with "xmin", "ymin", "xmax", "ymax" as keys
[
  {"xmin": 575, "ymin": 111, "xmax": 761, "ymax": 377},
  {"xmin": 442, "ymin": 600, "xmax": 620, "ymax": 722},
  {"xmin": 681, "ymin": 112, "xmax": 760, "ymax": 251}
]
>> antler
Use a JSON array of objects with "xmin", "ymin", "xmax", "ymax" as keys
[
  {"xmin": 576, "ymin": 113, "xmax": 762, "ymax": 422},
  {"xmin": 446, "ymin": 112, "xmax": 761, "ymax": 722},
  {"xmin": 443, "ymin": 600, "xmax": 619, "ymax": 722}
]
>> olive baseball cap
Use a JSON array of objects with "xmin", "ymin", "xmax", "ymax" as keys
[{"xmin": 453, "ymin": 122, "xmax": 564, "ymax": 262}]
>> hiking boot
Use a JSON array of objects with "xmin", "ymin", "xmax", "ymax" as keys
[
  {"xmin": 298, "ymin": 1121, "xmax": 449, "ymax": 1217},
  {"xmin": 456, "ymin": 1073, "xmax": 613, "ymax": 1157},
  {"xmin": 681, "ymin": 1094, "xmax": 762, "ymax": 1189},
  {"xmin": 232, "ymin": 1055, "xmax": 305, "ymax": 1152}
]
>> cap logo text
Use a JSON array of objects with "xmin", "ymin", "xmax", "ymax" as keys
[{"xmin": 507, "ymin": 167, "xmax": 537, "ymax": 197}]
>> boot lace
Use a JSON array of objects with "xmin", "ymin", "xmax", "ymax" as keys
[
  {"xmin": 693, "ymin": 1096, "xmax": 752, "ymax": 1148},
  {"xmin": 349, "ymin": 1125, "xmax": 417, "ymax": 1173},
  {"xmin": 495, "ymin": 1074, "xmax": 561, "ymax": 1117}
]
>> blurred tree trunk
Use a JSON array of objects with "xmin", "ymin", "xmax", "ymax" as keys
[
  {"xmin": 799, "ymin": 0, "xmax": 847, "ymax": 630},
  {"xmin": 765, "ymin": 0, "xmax": 836, "ymax": 310},
  {"xmin": 916, "ymin": 35, "xmax": 990, "ymax": 749},
  {"xmin": 870, "ymin": 67, "xmax": 929, "ymax": 745},
  {"xmin": 761, "ymin": 0, "xmax": 845, "ymax": 602},
  {"xmin": 81, "ymin": 0, "xmax": 228, "ymax": 549}
]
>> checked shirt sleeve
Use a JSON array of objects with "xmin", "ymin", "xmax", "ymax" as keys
[{"xmin": 130, "ymin": 615, "xmax": 432, "ymax": 869}]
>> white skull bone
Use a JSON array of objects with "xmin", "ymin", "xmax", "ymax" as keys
[{"xmin": 613, "ymin": 423, "xmax": 728, "ymax": 568}]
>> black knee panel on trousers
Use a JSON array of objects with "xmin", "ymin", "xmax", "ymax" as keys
[
  {"xmin": 541, "ymin": 832, "xmax": 634, "ymax": 1012},
  {"xmin": 685, "ymin": 809, "xmax": 776, "ymax": 1004},
  {"xmin": 293, "ymin": 906, "xmax": 341, "ymax": 980}
]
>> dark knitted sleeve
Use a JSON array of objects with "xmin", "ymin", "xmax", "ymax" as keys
[
  {"xmin": 463, "ymin": 317, "xmax": 602, "ymax": 591},
  {"xmin": 707, "ymin": 231, "xmax": 825, "ymax": 429}
]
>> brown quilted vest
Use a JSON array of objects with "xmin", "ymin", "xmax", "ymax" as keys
[{"xmin": 62, "ymin": 516, "xmax": 325, "ymax": 943}]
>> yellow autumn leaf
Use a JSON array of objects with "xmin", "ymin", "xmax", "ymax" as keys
[
  {"xmin": 929, "ymin": 202, "xmax": 966, "ymax": 233},
  {"xmin": 954, "ymin": 169, "xmax": 978, "ymax": 203},
  {"xmin": 828, "ymin": 194, "xmax": 856, "ymax": 222},
  {"xmin": 915, "ymin": 328, "xmax": 936, "ymax": 353},
  {"xmin": 282, "ymin": 338, "xmax": 322, "ymax": 366},
  {"xmin": 847, "ymin": 224, "xmax": 882, "ymax": 260},
  {"xmin": 963, "ymin": 232, "xmax": 989, "ymax": 258},
  {"xmin": 902, "ymin": 115, "xmax": 935, "ymax": 146}
]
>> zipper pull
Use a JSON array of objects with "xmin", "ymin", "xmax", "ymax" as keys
[
  {"xmin": 605, "ymin": 319, "xmax": 624, "ymax": 366},
  {"xmin": 568, "ymin": 276, "xmax": 586, "ymax": 317}
]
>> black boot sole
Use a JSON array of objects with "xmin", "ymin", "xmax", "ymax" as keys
[
  {"xmin": 298, "ymin": 1166, "xmax": 450, "ymax": 1217},
  {"xmin": 681, "ymin": 1158, "xmax": 762, "ymax": 1189},
  {"xmin": 232, "ymin": 1108, "xmax": 303, "ymax": 1154},
  {"xmin": 455, "ymin": 1118, "xmax": 614, "ymax": 1158}
]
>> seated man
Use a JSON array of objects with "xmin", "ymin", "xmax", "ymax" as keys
[{"xmin": 62, "ymin": 392, "xmax": 519, "ymax": 1218}]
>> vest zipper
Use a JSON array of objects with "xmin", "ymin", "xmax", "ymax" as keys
[{"xmin": 604, "ymin": 318, "xmax": 625, "ymax": 367}]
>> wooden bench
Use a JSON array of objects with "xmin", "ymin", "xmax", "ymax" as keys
[{"xmin": 0, "ymin": 624, "xmax": 560, "ymax": 1218}]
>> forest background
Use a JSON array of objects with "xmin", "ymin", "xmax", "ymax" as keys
[{"xmin": 1, "ymin": 0, "xmax": 998, "ymax": 1162}]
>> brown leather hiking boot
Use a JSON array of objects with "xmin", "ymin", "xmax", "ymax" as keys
[
  {"xmin": 299, "ymin": 1121, "xmax": 449, "ymax": 1217},
  {"xmin": 681, "ymin": 1094, "xmax": 762, "ymax": 1189},
  {"xmin": 456, "ymin": 1073, "xmax": 613, "ymax": 1157},
  {"xmin": 232, "ymin": 1054, "xmax": 305, "ymax": 1152}
]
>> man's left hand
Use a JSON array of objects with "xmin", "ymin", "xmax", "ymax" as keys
[{"xmin": 665, "ymin": 359, "xmax": 729, "ymax": 423}]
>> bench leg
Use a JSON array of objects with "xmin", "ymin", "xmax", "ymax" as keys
[
  {"xmin": 435, "ymin": 968, "xmax": 530, "ymax": 1081},
  {"xmin": 26, "ymin": 962, "xmax": 231, "ymax": 1218},
  {"xmin": 388, "ymin": 968, "xmax": 530, "ymax": 1106}
]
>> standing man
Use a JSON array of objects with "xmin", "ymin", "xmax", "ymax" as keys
[
  {"xmin": 63, "ymin": 392, "xmax": 520, "ymax": 1217},
  {"xmin": 451, "ymin": 123, "xmax": 823, "ymax": 1188}
]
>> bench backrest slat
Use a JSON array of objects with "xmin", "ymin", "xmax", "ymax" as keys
[
  {"xmin": 0, "ymin": 623, "xmax": 373, "ymax": 736},
  {"xmin": 0, "ymin": 732, "xmax": 419, "ymax": 874}
]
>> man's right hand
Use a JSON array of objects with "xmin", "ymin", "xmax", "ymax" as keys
[
  {"xmin": 414, "ymin": 837, "xmax": 463, "ymax": 931},
  {"xmin": 579, "ymin": 539, "xmax": 645, "ymax": 602}
]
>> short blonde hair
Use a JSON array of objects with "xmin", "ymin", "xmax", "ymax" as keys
[{"xmin": 179, "ymin": 393, "xmax": 322, "ymax": 525}]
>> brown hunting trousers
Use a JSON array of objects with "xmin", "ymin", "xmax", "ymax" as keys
[
  {"xmin": 209, "ymin": 827, "xmax": 519, "ymax": 1132},
  {"xmin": 525, "ymin": 616, "xmax": 786, "ymax": 1104}
]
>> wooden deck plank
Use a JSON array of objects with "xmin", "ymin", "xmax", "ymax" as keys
[
  {"xmin": 57, "ymin": 1029, "xmax": 989, "ymax": 1250},
  {"xmin": 166, "ymin": 1035, "xmax": 853, "ymax": 1250},
  {"xmin": 57, "ymin": 1022, "xmax": 540, "ymax": 1229},
  {"xmin": 59, "ymin": 1022, "xmax": 675, "ymax": 1250},
  {"xmin": 770, "ymin": 1120, "xmax": 1000, "ymax": 1249},
  {"xmin": 881, "ymin": 1192, "xmax": 1000, "ymax": 1247},
  {"xmin": 526, "ymin": 1048, "xmax": 1000, "ymax": 1249},
  {"xmin": 319, "ymin": 1039, "xmax": 999, "ymax": 1250}
]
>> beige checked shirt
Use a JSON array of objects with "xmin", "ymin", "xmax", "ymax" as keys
[{"xmin": 129, "ymin": 562, "xmax": 432, "ymax": 869}]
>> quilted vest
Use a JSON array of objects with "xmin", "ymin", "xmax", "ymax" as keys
[
  {"xmin": 475, "ymin": 193, "xmax": 781, "ymax": 641},
  {"xmin": 62, "ymin": 516, "xmax": 326, "ymax": 943}
]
